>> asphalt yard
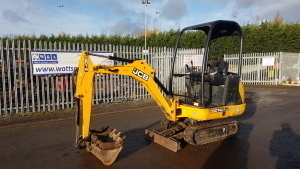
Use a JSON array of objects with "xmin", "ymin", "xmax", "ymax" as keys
[{"xmin": 0, "ymin": 85, "xmax": 300, "ymax": 169}]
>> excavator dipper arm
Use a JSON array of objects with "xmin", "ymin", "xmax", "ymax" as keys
[{"xmin": 74, "ymin": 51, "xmax": 179, "ymax": 165}]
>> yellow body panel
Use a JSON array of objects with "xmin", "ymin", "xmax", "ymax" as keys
[
  {"xmin": 177, "ymin": 80, "xmax": 246, "ymax": 121},
  {"xmin": 239, "ymin": 81, "xmax": 245, "ymax": 104},
  {"xmin": 177, "ymin": 103, "xmax": 246, "ymax": 121}
]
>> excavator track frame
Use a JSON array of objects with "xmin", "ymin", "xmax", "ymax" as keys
[{"xmin": 184, "ymin": 119, "xmax": 238, "ymax": 146}]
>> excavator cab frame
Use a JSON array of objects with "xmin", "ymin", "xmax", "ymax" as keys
[{"xmin": 170, "ymin": 20, "xmax": 243, "ymax": 108}]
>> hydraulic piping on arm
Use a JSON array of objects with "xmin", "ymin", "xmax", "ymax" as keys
[{"xmin": 73, "ymin": 51, "xmax": 179, "ymax": 165}]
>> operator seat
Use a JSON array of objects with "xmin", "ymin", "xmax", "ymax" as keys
[
  {"xmin": 210, "ymin": 61, "xmax": 229, "ymax": 86},
  {"xmin": 211, "ymin": 61, "xmax": 228, "ymax": 75},
  {"xmin": 209, "ymin": 60, "xmax": 241, "ymax": 106}
]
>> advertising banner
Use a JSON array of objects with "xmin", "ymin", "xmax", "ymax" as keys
[{"xmin": 31, "ymin": 51, "xmax": 114, "ymax": 75}]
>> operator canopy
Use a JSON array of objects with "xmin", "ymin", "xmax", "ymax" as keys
[{"xmin": 180, "ymin": 20, "xmax": 242, "ymax": 40}]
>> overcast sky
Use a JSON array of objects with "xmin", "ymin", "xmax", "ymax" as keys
[{"xmin": 0, "ymin": 0, "xmax": 299, "ymax": 37}]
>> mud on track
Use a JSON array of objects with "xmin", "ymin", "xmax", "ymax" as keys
[{"xmin": 0, "ymin": 85, "xmax": 300, "ymax": 169}]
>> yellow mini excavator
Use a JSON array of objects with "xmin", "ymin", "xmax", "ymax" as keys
[{"xmin": 74, "ymin": 20, "xmax": 246, "ymax": 165}]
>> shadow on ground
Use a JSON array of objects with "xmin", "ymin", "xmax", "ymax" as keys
[
  {"xmin": 269, "ymin": 123, "xmax": 300, "ymax": 169},
  {"xmin": 117, "ymin": 120, "xmax": 161, "ymax": 161},
  {"xmin": 202, "ymin": 122, "xmax": 253, "ymax": 169}
]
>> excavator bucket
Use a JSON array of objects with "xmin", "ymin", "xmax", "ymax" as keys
[{"xmin": 83, "ymin": 127, "xmax": 126, "ymax": 165}]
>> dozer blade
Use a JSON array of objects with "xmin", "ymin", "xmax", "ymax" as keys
[
  {"xmin": 84, "ymin": 127, "xmax": 126, "ymax": 165},
  {"xmin": 145, "ymin": 129, "xmax": 182, "ymax": 152}
]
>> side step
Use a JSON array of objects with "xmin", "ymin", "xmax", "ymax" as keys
[{"xmin": 145, "ymin": 129, "xmax": 182, "ymax": 152}]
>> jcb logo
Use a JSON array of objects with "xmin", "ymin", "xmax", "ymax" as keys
[{"xmin": 132, "ymin": 68, "xmax": 149, "ymax": 81}]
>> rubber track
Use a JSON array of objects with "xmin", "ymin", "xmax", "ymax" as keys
[{"xmin": 183, "ymin": 119, "xmax": 238, "ymax": 146}]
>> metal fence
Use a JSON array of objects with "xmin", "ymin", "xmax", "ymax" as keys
[
  {"xmin": 0, "ymin": 40, "xmax": 203, "ymax": 115},
  {"xmin": 0, "ymin": 40, "xmax": 151, "ymax": 115},
  {"xmin": 225, "ymin": 52, "xmax": 300, "ymax": 85},
  {"xmin": 1, "ymin": 39, "xmax": 299, "ymax": 115}
]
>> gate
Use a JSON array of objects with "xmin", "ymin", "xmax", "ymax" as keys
[
  {"xmin": 225, "ymin": 52, "xmax": 300, "ymax": 85},
  {"xmin": 280, "ymin": 52, "xmax": 300, "ymax": 84}
]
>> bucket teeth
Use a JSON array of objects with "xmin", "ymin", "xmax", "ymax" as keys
[{"xmin": 84, "ymin": 126, "xmax": 126, "ymax": 165}]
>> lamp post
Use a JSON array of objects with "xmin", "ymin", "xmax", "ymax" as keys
[
  {"xmin": 142, "ymin": 0, "xmax": 150, "ymax": 54},
  {"xmin": 154, "ymin": 11, "xmax": 160, "ymax": 28},
  {"xmin": 57, "ymin": 5, "xmax": 64, "ymax": 34}
]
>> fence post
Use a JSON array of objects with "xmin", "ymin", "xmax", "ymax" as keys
[{"xmin": 279, "ymin": 52, "xmax": 283, "ymax": 84}]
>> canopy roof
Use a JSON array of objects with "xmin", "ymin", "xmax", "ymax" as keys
[{"xmin": 180, "ymin": 20, "xmax": 242, "ymax": 40}]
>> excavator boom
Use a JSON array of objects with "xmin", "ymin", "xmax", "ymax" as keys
[{"xmin": 74, "ymin": 51, "xmax": 181, "ymax": 165}]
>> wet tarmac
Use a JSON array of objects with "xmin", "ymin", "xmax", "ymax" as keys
[{"xmin": 0, "ymin": 85, "xmax": 300, "ymax": 169}]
